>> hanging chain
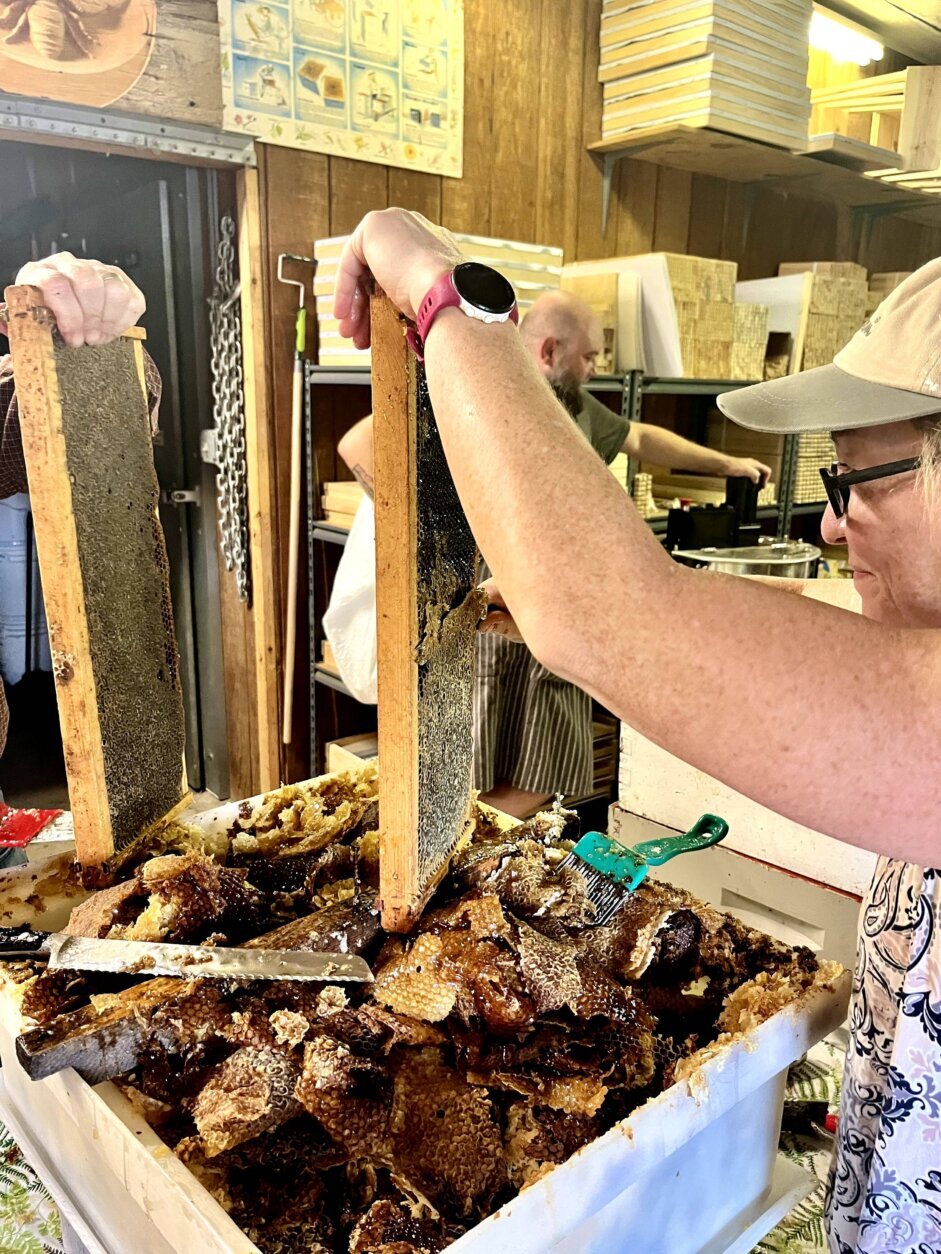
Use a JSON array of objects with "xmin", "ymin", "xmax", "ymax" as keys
[{"xmin": 208, "ymin": 215, "xmax": 251, "ymax": 604}]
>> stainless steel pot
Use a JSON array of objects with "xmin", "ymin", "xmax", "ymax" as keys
[{"xmin": 671, "ymin": 540, "xmax": 822, "ymax": 579}]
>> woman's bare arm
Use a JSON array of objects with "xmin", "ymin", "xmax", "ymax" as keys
[
  {"xmin": 337, "ymin": 413, "xmax": 375, "ymax": 498},
  {"xmin": 334, "ymin": 210, "xmax": 941, "ymax": 866}
]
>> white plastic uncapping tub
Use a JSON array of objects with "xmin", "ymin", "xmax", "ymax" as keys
[{"xmin": 0, "ymin": 785, "xmax": 850, "ymax": 1254}]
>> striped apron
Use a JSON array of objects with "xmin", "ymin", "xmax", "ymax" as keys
[{"xmin": 473, "ymin": 629, "xmax": 593, "ymax": 798}]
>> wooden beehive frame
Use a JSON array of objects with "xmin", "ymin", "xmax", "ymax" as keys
[
  {"xmin": 4, "ymin": 285, "xmax": 189, "ymax": 873},
  {"xmin": 371, "ymin": 293, "xmax": 480, "ymax": 932}
]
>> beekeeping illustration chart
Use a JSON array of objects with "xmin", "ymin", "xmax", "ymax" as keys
[{"xmin": 220, "ymin": 0, "xmax": 463, "ymax": 175}]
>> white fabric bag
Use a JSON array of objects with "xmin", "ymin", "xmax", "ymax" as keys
[{"xmin": 322, "ymin": 497, "xmax": 378, "ymax": 704}]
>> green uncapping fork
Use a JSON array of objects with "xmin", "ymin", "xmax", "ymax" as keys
[{"xmin": 559, "ymin": 814, "xmax": 730, "ymax": 926}]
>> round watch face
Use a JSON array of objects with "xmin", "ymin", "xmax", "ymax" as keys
[{"xmin": 452, "ymin": 262, "xmax": 516, "ymax": 315}]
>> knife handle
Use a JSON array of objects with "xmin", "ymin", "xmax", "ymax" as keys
[{"xmin": 0, "ymin": 926, "xmax": 51, "ymax": 957}]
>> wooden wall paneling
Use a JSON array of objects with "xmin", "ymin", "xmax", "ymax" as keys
[
  {"xmin": 117, "ymin": 0, "xmax": 223, "ymax": 129},
  {"xmin": 772, "ymin": 195, "xmax": 838, "ymax": 270},
  {"xmin": 834, "ymin": 202, "xmax": 860, "ymax": 263},
  {"xmin": 440, "ymin": 0, "xmax": 495, "ymax": 236},
  {"xmin": 237, "ymin": 166, "xmax": 282, "ymax": 792},
  {"xmin": 258, "ymin": 144, "xmax": 331, "ymax": 781},
  {"xmin": 652, "ymin": 167, "xmax": 692, "ymax": 253},
  {"xmin": 576, "ymin": 0, "xmax": 609, "ymax": 260},
  {"xmin": 329, "ymin": 157, "xmax": 389, "ymax": 237},
  {"xmin": 801, "ymin": 199, "xmax": 839, "ymax": 262},
  {"xmin": 614, "ymin": 159, "xmax": 658, "ymax": 256},
  {"xmin": 534, "ymin": 0, "xmax": 586, "ymax": 254},
  {"xmin": 387, "ymin": 170, "xmax": 442, "ymax": 222},
  {"xmin": 719, "ymin": 182, "xmax": 748, "ymax": 265},
  {"xmin": 258, "ymin": 145, "xmax": 331, "ymax": 575},
  {"xmin": 859, "ymin": 213, "xmax": 930, "ymax": 274},
  {"xmin": 736, "ymin": 186, "xmax": 788, "ymax": 280},
  {"xmin": 687, "ymin": 174, "xmax": 728, "ymax": 259},
  {"xmin": 488, "ymin": 0, "xmax": 541, "ymax": 243},
  {"xmin": 217, "ymin": 548, "xmax": 258, "ymax": 798}
]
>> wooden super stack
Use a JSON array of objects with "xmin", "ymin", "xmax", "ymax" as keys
[
  {"xmin": 664, "ymin": 253, "xmax": 766, "ymax": 380},
  {"xmin": 650, "ymin": 252, "xmax": 769, "ymax": 379},
  {"xmin": 731, "ymin": 302, "xmax": 770, "ymax": 381},
  {"xmin": 778, "ymin": 261, "xmax": 868, "ymax": 369},
  {"xmin": 598, "ymin": 0, "xmax": 812, "ymax": 149},
  {"xmin": 321, "ymin": 479, "xmax": 365, "ymax": 530},
  {"xmin": 792, "ymin": 432, "xmax": 837, "ymax": 504}
]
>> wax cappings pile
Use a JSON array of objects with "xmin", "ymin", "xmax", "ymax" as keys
[{"xmin": 9, "ymin": 768, "xmax": 836, "ymax": 1254}]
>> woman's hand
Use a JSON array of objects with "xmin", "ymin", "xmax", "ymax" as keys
[
  {"xmin": 333, "ymin": 208, "xmax": 465, "ymax": 349},
  {"xmin": 4, "ymin": 252, "xmax": 145, "ymax": 348}
]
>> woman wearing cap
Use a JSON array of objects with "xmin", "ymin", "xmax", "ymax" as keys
[{"xmin": 333, "ymin": 210, "xmax": 941, "ymax": 1253}]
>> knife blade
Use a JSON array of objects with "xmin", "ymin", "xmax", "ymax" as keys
[{"xmin": 0, "ymin": 927, "xmax": 373, "ymax": 982}]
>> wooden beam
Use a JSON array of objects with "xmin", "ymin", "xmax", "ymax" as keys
[
  {"xmin": 371, "ymin": 293, "xmax": 481, "ymax": 933},
  {"xmin": 372, "ymin": 294, "xmax": 419, "ymax": 931},
  {"xmin": 4, "ymin": 287, "xmax": 187, "ymax": 874},
  {"xmin": 237, "ymin": 166, "xmax": 282, "ymax": 793}
]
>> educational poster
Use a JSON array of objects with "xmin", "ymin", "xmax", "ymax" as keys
[{"xmin": 219, "ymin": 0, "xmax": 463, "ymax": 176}]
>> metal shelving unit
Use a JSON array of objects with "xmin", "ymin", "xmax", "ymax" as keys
[
  {"xmin": 314, "ymin": 665, "xmax": 353, "ymax": 697},
  {"xmin": 311, "ymin": 522, "xmax": 349, "ymax": 547}
]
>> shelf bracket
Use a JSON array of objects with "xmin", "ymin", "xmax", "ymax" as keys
[
  {"xmin": 601, "ymin": 153, "xmax": 617, "ymax": 237},
  {"xmin": 597, "ymin": 141, "xmax": 668, "ymax": 235}
]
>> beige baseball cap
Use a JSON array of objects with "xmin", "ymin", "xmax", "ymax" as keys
[{"xmin": 717, "ymin": 259, "xmax": 941, "ymax": 433}]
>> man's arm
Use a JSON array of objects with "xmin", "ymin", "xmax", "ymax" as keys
[
  {"xmin": 337, "ymin": 413, "xmax": 375, "ymax": 498},
  {"xmin": 624, "ymin": 422, "xmax": 771, "ymax": 484},
  {"xmin": 334, "ymin": 210, "xmax": 941, "ymax": 866}
]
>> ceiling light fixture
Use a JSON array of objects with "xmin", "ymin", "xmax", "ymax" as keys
[{"xmin": 810, "ymin": 9, "xmax": 884, "ymax": 65}]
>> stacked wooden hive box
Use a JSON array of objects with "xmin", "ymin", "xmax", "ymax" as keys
[
  {"xmin": 791, "ymin": 431, "xmax": 837, "ymax": 504},
  {"xmin": 809, "ymin": 66, "xmax": 941, "ymax": 183},
  {"xmin": 314, "ymin": 233, "xmax": 564, "ymax": 368},
  {"xmin": 668, "ymin": 253, "xmax": 769, "ymax": 380},
  {"xmin": 779, "ymin": 261, "xmax": 869, "ymax": 370},
  {"xmin": 598, "ymin": 0, "xmax": 813, "ymax": 149},
  {"xmin": 562, "ymin": 252, "xmax": 769, "ymax": 380},
  {"xmin": 320, "ymin": 478, "xmax": 364, "ymax": 529}
]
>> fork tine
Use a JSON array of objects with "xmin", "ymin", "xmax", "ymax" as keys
[{"xmin": 557, "ymin": 849, "xmax": 630, "ymax": 925}]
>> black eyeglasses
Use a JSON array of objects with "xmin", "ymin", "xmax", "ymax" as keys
[{"xmin": 818, "ymin": 457, "xmax": 922, "ymax": 519}]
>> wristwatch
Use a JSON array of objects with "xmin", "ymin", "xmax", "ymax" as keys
[{"xmin": 407, "ymin": 262, "xmax": 518, "ymax": 359}]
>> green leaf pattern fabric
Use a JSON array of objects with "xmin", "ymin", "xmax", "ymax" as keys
[{"xmin": 0, "ymin": 1125, "xmax": 62, "ymax": 1254}]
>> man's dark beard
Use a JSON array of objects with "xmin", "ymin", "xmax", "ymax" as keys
[{"xmin": 551, "ymin": 375, "xmax": 582, "ymax": 417}]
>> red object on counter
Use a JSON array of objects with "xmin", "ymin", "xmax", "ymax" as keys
[
  {"xmin": 0, "ymin": 801, "xmax": 63, "ymax": 848},
  {"xmin": 825, "ymin": 1113, "xmax": 839, "ymax": 1135}
]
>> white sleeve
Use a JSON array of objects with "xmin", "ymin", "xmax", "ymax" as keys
[{"xmin": 321, "ymin": 497, "xmax": 378, "ymax": 705}]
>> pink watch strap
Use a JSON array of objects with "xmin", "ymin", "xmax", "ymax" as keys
[{"xmin": 406, "ymin": 270, "xmax": 519, "ymax": 360}]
